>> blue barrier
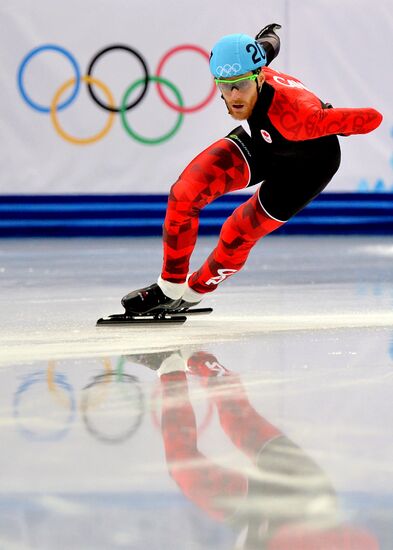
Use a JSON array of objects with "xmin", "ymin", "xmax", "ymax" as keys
[{"xmin": 0, "ymin": 193, "xmax": 392, "ymax": 237}]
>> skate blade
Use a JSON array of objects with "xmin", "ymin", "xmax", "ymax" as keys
[
  {"xmin": 171, "ymin": 307, "xmax": 213, "ymax": 316},
  {"xmin": 96, "ymin": 308, "xmax": 213, "ymax": 326},
  {"xmin": 96, "ymin": 313, "xmax": 186, "ymax": 326}
]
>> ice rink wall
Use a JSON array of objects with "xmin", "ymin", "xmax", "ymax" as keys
[{"xmin": 1, "ymin": 0, "xmax": 392, "ymax": 236}]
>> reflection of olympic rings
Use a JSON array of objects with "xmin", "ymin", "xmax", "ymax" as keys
[
  {"xmin": 81, "ymin": 368, "xmax": 145, "ymax": 444},
  {"xmin": 13, "ymin": 370, "xmax": 76, "ymax": 441},
  {"xmin": 17, "ymin": 42, "xmax": 216, "ymax": 145},
  {"xmin": 47, "ymin": 360, "xmax": 74, "ymax": 408}
]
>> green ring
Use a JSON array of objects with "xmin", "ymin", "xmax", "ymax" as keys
[
  {"xmin": 120, "ymin": 76, "xmax": 184, "ymax": 145},
  {"xmin": 116, "ymin": 357, "xmax": 126, "ymax": 381}
]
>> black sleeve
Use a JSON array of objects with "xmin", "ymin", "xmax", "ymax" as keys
[{"xmin": 255, "ymin": 23, "xmax": 281, "ymax": 66}]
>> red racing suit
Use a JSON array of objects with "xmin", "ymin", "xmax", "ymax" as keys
[
  {"xmin": 161, "ymin": 67, "xmax": 382, "ymax": 292},
  {"xmin": 257, "ymin": 66, "xmax": 382, "ymax": 142}
]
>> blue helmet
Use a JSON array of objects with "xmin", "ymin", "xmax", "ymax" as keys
[{"xmin": 209, "ymin": 33, "xmax": 267, "ymax": 78}]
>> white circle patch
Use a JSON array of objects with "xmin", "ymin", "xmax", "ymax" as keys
[{"xmin": 260, "ymin": 129, "xmax": 272, "ymax": 143}]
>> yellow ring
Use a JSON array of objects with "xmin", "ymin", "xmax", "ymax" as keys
[
  {"xmin": 47, "ymin": 360, "xmax": 72, "ymax": 408},
  {"xmin": 50, "ymin": 75, "xmax": 115, "ymax": 145},
  {"xmin": 47, "ymin": 358, "xmax": 112, "ymax": 408},
  {"xmin": 79, "ymin": 358, "xmax": 114, "ymax": 411}
]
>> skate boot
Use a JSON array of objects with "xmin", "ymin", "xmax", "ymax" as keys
[
  {"xmin": 177, "ymin": 284, "xmax": 203, "ymax": 311},
  {"xmin": 97, "ymin": 283, "xmax": 212, "ymax": 326},
  {"xmin": 187, "ymin": 351, "xmax": 229, "ymax": 378},
  {"xmin": 121, "ymin": 283, "xmax": 182, "ymax": 316},
  {"xmin": 125, "ymin": 350, "xmax": 188, "ymax": 377},
  {"xmin": 176, "ymin": 298, "xmax": 201, "ymax": 311},
  {"xmin": 124, "ymin": 351, "xmax": 177, "ymax": 370}
]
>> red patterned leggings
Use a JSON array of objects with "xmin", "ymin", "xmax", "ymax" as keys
[{"xmin": 161, "ymin": 138, "xmax": 283, "ymax": 294}]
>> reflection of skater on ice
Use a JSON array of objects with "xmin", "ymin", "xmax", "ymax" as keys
[{"xmin": 129, "ymin": 349, "xmax": 379, "ymax": 549}]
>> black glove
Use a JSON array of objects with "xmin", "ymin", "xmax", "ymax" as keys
[{"xmin": 255, "ymin": 23, "xmax": 282, "ymax": 66}]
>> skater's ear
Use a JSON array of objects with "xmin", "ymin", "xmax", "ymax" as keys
[{"xmin": 257, "ymin": 69, "xmax": 266, "ymax": 87}]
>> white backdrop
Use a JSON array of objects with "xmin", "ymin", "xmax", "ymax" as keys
[{"xmin": 0, "ymin": 0, "xmax": 391, "ymax": 194}]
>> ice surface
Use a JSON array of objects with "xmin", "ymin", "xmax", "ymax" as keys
[{"xmin": 1, "ymin": 236, "xmax": 393, "ymax": 549}]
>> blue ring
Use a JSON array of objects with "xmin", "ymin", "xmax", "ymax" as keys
[
  {"xmin": 13, "ymin": 371, "xmax": 76, "ymax": 441},
  {"xmin": 17, "ymin": 44, "xmax": 81, "ymax": 113}
]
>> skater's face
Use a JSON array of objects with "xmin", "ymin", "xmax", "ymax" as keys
[{"xmin": 215, "ymin": 70, "xmax": 265, "ymax": 120}]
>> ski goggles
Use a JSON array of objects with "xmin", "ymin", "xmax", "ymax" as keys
[{"xmin": 214, "ymin": 74, "xmax": 258, "ymax": 94}]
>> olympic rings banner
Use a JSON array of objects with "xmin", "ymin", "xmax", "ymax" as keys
[
  {"xmin": 17, "ymin": 43, "xmax": 217, "ymax": 146},
  {"xmin": 0, "ymin": 0, "xmax": 391, "ymax": 194}
]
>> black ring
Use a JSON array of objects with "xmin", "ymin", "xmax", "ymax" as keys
[
  {"xmin": 81, "ymin": 373, "xmax": 145, "ymax": 443},
  {"xmin": 86, "ymin": 44, "xmax": 149, "ymax": 113}
]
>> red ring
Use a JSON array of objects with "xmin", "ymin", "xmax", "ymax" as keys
[
  {"xmin": 155, "ymin": 44, "xmax": 217, "ymax": 114},
  {"xmin": 150, "ymin": 382, "xmax": 214, "ymax": 434}
]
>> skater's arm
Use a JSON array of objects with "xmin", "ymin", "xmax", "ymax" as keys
[
  {"xmin": 255, "ymin": 23, "xmax": 281, "ymax": 66},
  {"xmin": 268, "ymin": 91, "xmax": 383, "ymax": 141}
]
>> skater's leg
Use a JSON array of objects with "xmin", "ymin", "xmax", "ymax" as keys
[
  {"xmin": 186, "ymin": 188, "xmax": 284, "ymax": 295},
  {"xmin": 187, "ymin": 351, "xmax": 282, "ymax": 461},
  {"xmin": 121, "ymin": 134, "xmax": 251, "ymax": 314},
  {"xmin": 160, "ymin": 369, "xmax": 248, "ymax": 521},
  {"xmin": 160, "ymin": 137, "xmax": 251, "ymax": 287},
  {"xmin": 184, "ymin": 136, "xmax": 341, "ymax": 298}
]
